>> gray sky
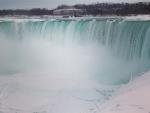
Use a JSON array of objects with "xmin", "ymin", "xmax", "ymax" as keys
[{"xmin": 0, "ymin": 0, "xmax": 150, "ymax": 9}]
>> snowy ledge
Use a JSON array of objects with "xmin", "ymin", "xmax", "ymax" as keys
[
  {"xmin": 0, "ymin": 15, "xmax": 150, "ymax": 22},
  {"xmin": 101, "ymin": 71, "xmax": 150, "ymax": 113}
]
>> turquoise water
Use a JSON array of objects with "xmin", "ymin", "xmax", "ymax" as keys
[{"xmin": 0, "ymin": 18, "xmax": 150, "ymax": 84}]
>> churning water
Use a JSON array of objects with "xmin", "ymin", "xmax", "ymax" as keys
[{"xmin": 1, "ymin": 18, "xmax": 150, "ymax": 83}]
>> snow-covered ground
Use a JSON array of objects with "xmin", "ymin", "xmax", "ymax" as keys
[
  {"xmin": 1, "ymin": 15, "xmax": 150, "ymax": 21},
  {"xmin": 100, "ymin": 71, "xmax": 150, "ymax": 113}
]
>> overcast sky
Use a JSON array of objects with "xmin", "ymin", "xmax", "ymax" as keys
[{"xmin": 0, "ymin": 0, "xmax": 150, "ymax": 9}]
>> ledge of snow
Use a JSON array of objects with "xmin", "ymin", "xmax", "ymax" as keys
[{"xmin": 101, "ymin": 71, "xmax": 150, "ymax": 113}]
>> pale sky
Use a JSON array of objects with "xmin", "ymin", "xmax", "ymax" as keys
[{"xmin": 0, "ymin": 0, "xmax": 150, "ymax": 9}]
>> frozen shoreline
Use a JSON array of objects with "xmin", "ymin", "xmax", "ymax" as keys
[
  {"xmin": 100, "ymin": 71, "xmax": 150, "ymax": 113},
  {"xmin": 0, "ymin": 15, "xmax": 150, "ymax": 21}
]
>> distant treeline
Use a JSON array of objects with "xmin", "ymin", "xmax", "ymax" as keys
[
  {"xmin": 57, "ymin": 2, "xmax": 150, "ymax": 15},
  {"xmin": 0, "ymin": 2, "xmax": 150, "ymax": 16},
  {"xmin": 0, "ymin": 8, "xmax": 53, "ymax": 16}
]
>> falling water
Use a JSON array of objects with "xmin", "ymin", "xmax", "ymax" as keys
[{"xmin": 0, "ymin": 18, "xmax": 150, "ymax": 84}]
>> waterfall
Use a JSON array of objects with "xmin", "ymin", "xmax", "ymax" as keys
[{"xmin": 0, "ymin": 18, "xmax": 150, "ymax": 84}]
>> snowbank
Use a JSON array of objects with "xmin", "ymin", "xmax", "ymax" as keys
[{"xmin": 101, "ymin": 71, "xmax": 150, "ymax": 113}]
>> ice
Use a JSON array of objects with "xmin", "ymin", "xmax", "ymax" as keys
[
  {"xmin": 101, "ymin": 71, "xmax": 150, "ymax": 113},
  {"xmin": 0, "ymin": 73, "xmax": 119, "ymax": 113}
]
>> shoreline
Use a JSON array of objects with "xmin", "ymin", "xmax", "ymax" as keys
[{"xmin": 0, "ymin": 15, "xmax": 150, "ymax": 21}]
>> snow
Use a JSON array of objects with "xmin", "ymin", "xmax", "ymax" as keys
[
  {"xmin": 124, "ymin": 15, "xmax": 150, "ymax": 21},
  {"xmin": 1, "ymin": 15, "xmax": 150, "ymax": 22},
  {"xmin": 100, "ymin": 71, "xmax": 150, "ymax": 113}
]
